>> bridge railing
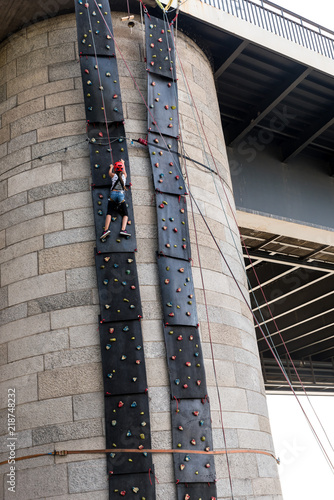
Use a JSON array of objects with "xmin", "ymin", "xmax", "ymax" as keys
[{"xmin": 201, "ymin": 0, "xmax": 334, "ymax": 59}]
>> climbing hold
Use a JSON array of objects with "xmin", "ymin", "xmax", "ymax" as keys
[
  {"xmin": 139, "ymin": 433, "xmax": 145, "ymax": 440},
  {"xmin": 105, "ymin": 304, "xmax": 110, "ymax": 309},
  {"xmin": 118, "ymin": 401, "xmax": 124, "ymax": 408},
  {"xmin": 166, "ymin": 302, "xmax": 173, "ymax": 307},
  {"xmin": 164, "ymin": 105, "xmax": 169, "ymax": 110},
  {"xmin": 180, "ymin": 464, "xmax": 185, "ymax": 470},
  {"xmin": 201, "ymin": 436, "xmax": 206, "ymax": 441},
  {"xmin": 196, "ymin": 380, "xmax": 202, "ymax": 386},
  {"xmin": 177, "ymin": 335, "xmax": 183, "ymax": 341},
  {"xmin": 132, "ymin": 487, "xmax": 139, "ymax": 493},
  {"xmin": 175, "ymin": 379, "xmax": 180, "ymax": 385},
  {"xmin": 105, "ymin": 344, "xmax": 111, "ymax": 350},
  {"xmin": 173, "ymin": 228, "xmax": 178, "ymax": 233},
  {"xmin": 131, "ymin": 401, "xmax": 137, "ymax": 407},
  {"xmin": 164, "ymin": 279, "xmax": 170, "ymax": 284},
  {"xmin": 193, "ymin": 411, "xmax": 199, "ymax": 416},
  {"xmin": 121, "ymin": 355, "xmax": 127, "ymax": 360},
  {"xmin": 126, "ymin": 430, "xmax": 132, "ymax": 437},
  {"xmin": 186, "ymin": 312, "xmax": 191, "ymax": 316},
  {"xmin": 123, "ymin": 326, "xmax": 129, "ymax": 332},
  {"xmin": 162, "ymin": 226, "xmax": 167, "ymax": 231},
  {"xmin": 183, "ymin": 384, "xmax": 188, "ymax": 389},
  {"xmin": 171, "ymin": 355, "xmax": 176, "ymax": 360},
  {"xmin": 111, "ymin": 420, "xmax": 117, "ymax": 426},
  {"xmin": 199, "ymin": 420, "xmax": 204, "ymax": 426},
  {"xmin": 190, "ymin": 439, "xmax": 196, "ymax": 445},
  {"xmin": 185, "ymin": 362, "xmax": 191, "ymax": 367},
  {"xmin": 179, "ymin": 268, "xmax": 184, "ymax": 273},
  {"xmin": 151, "ymin": 81, "xmax": 156, "ymax": 86}
]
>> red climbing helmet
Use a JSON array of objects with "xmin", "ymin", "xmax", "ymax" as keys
[{"xmin": 114, "ymin": 161, "xmax": 124, "ymax": 172}]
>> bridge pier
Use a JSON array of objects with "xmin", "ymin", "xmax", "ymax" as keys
[{"xmin": 0, "ymin": 9, "xmax": 282, "ymax": 500}]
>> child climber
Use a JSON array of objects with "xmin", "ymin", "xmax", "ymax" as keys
[{"xmin": 100, "ymin": 159, "xmax": 131, "ymax": 240}]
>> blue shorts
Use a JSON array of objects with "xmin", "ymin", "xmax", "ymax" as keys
[{"xmin": 109, "ymin": 190, "xmax": 124, "ymax": 204}]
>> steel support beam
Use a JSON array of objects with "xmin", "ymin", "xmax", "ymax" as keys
[
  {"xmin": 214, "ymin": 40, "xmax": 248, "ymax": 80},
  {"xmin": 227, "ymin": 67, "xmax": 312, "ymax": 145},
  {"xmin": 282, "ymin": 108, "xmax": 334, "ymax": 161}
]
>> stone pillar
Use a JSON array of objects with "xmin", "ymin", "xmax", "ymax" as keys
[{"xmin": 0, "ymin": 11, "xmax": 281, "ymax": 500}]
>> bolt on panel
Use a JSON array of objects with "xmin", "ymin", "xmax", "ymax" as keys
[
  {"xmin": 171, "ymin": 398, "xmax": 216, "ymax": 483},
  {"xmin": 80, "ymin": 56, "xmax": 123, "ymax": 123},
  {"xmin": 109, "ymin": 470, "xmax": 156, "ymax": 498},
  {"xmin": 75, "ymin": 0, "xmax": 115, "ymax": 57},
  {"xmin": 157, "ymin": 255, "xmax": 198, "ymax": 327},
  {"xmin": 176, "ymin": 482, "xmax": 217, "ymax": 500},
  {"xmin": 145, "ymin": 15, "xmax": 176, "ymax": 80},
  {"xmin": 147, "ymin": 73, "xmax": 179, "ymax": 138},
  {"xmin": 148, "ymin": 133, "xmax": 186, "ymax": 194},
  {"xmin": 105, "ymin": 394, "xmax": 153, "ymax": 474},
  {"xmin": 88, "ymin": 122, "xmax": 131, "ymax": 186},
  {"xmin": 100, "ymin": 320, "xmax": 148, "ymax": 396},
  {"xmin": 92, "ymin": 187, "xmax": 136, "ymax": 253},
  {"xmin": 156, "ymin": 192, "xmax": 191, "ymax": 261},
  {"xmin": 96, "ymin": 252, "xmax": 142, "ymax": 322},
  {"xmin": 163, "ymin": 325, "xmax": 207, "ymax": 399}
]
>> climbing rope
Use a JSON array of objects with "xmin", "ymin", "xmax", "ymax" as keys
[
  {"xmin": 168, "ymin": 20, "xmax": 334, "ymax": 470},
  {"xmin": 0, "ymin": 447, "xmax": 279, "ymax": 468},
  {"xmin": 161, "ymin": 11, "xmax": 235, "ymax": 499}
]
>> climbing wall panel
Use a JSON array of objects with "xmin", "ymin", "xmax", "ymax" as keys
[
  {"xmin": 157, "ymin": 256, "xmax": 198, "ymax": 327},
  {"xmin": 95, "ymin": 252, "xmax": 142, "ymax": 322},
  {"xmin": 88, "ymin": 122, "xmax": 130, "ymax": 187},
  {"xmin": 92, "ymin": 187, "xmax": 136, "ymax": 253},
  {"xmin": 109, "ymin": 471, "xmax": 156, "ymax": 499},
  {"xmin": 145, "ymin": 13, "xmax": 217, "ymax": 499},
  {"xmin": 80, "ymin": 56, "xmax": 123, "ymax": 123},
  {"xmin": 148, "ymin": 133, "xmax": 186, "ymax": 194},
  {"xmin": 100, "ymin": 320, "xmax": 148, "ymax": 396},
  {"xmin": 176, "ymin": 482, "xmax": 217, "ymax": 500},
  {"xmin": 156, "ymin": 192, "xmax": 191, "ymax": 260},
  {"xmin": 171, "ymin": 399, "xmax": 215, "ymax": 483},
  {"xmin": 163, "ymin": 325, "xmax": 207, "ymax": 399},
  {"xmin": 75, "ymin": 2, "xmax": 154, "ymax": 497},
  {"xmin": 145, "ymin": 15, "xmax": 176, "ymax": 79},
  {"xmin": 76, "ymin": 0, "xmax": 115, "ymax": 57},
  {"xmin": 105, "ymin": 394, "xmax": 152, "ymax": 474},
  {"xmin": 147, "ymin": 73, "xmax": 178, "ymax": 138}
]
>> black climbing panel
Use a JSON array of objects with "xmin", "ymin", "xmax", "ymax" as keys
[
  {"xmin": 147, "ymin": 73, "xmax": 178, "ymax": 138},
  {"xmin": 145, "ymin": 12, "xmax": 217, "ymax": 498},
  {"xmin": 75, "ymin": 0, "xmax": 115, "ymax": 57},
  {"xmin": 164, "ymin": 325, "xmax": 207, "ymax": 399},
  {"xmin": 156, "ymin": 192, "xmax": 191, "ymax": 260},
  {"xmin": 95, "ymin": 252, "xmax": 142, "ymax": 322},
  {"xmin": 157, "ymin": 255, "xmax": 198, "ymax": 326},
  {"xmin": 88, "ymin": 122, "xmax": 131, "ymax": 187},
  {"xmin": 171, "ymin": 398, "xmax": 215, "ymax": 483},
  {"xmin": 148, "ymin": 133, "xmax": 186, "ymax": 194},
  {"xmin": 80, "ymin": 56, "xmax": 123, "ymax": 123},
  {"xmin": 75, "ymin": 1, "xmax": 154, "ymax": 496},
  {"xmin": 92, "ymin": 187, "xmax": 136, "ymax": 253},
  {"xmin": 109, "ymin": 470, "xmax": 156, "ymax": 498},
  {"xmin": 100, "ymin": 320, "xmax": 148, "ymax": 396},
  {"xmin": 105, "ymin": 394, "xmax": 152, "ymax": 474},
  {"xmin": 145, "ymin": 15, "xmax": 176, "ymax": 80},
  {"xmin": 176, "ymin": 482, "xmax": 217, "ymax": 500}
]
